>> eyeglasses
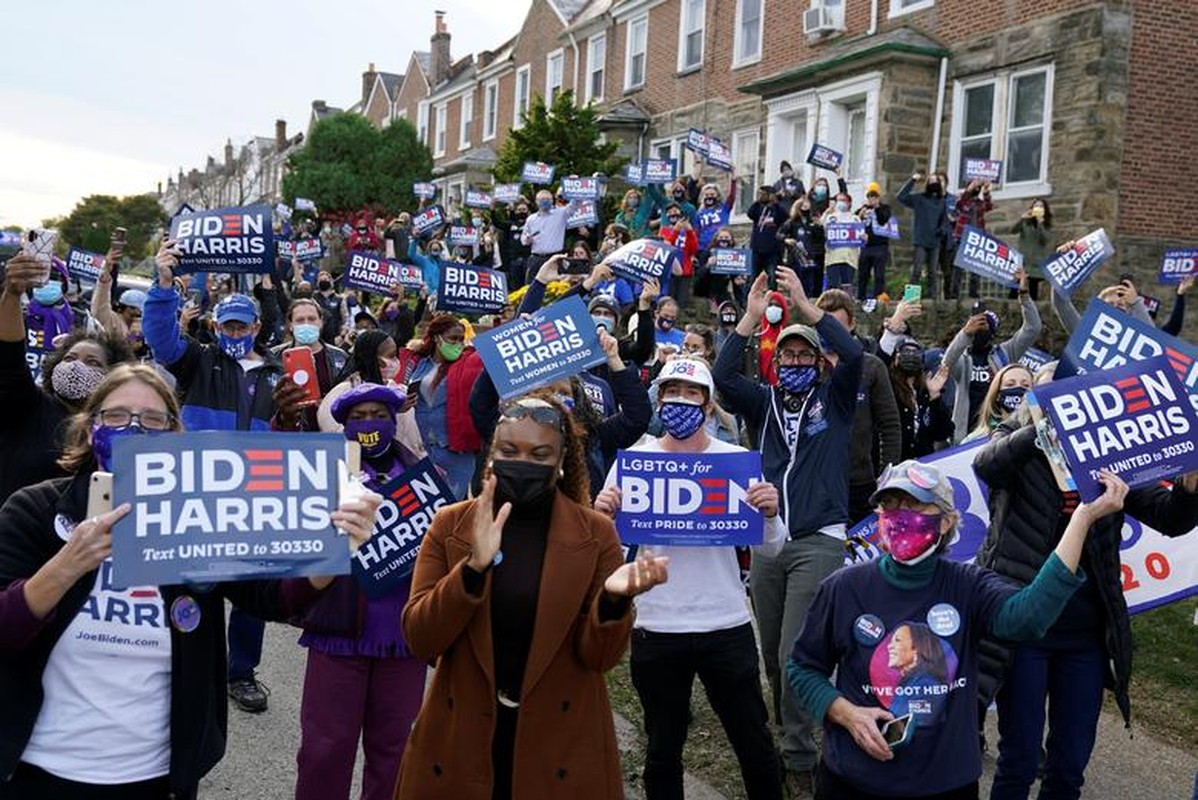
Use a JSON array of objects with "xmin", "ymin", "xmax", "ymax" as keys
[
  {"xmin": 500, "ymin": 403, "xmax": 564, "ymax": 430},
  {"xmin": 777, "ymin": 350, "xmax": 818, "ymax": 365},
  {"xmin": 93, "ymin": 407, "xmax": 175, "ymax": 431}
]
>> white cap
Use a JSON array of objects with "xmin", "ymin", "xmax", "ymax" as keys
[{"xmin": 652, "ymin": 357, "xmax": 715, "ymax": 398}]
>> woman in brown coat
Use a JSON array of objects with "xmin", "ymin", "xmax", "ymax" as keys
[{"xmin": 396, "ymin": 393, "xmax": 669, "ymax": 800}]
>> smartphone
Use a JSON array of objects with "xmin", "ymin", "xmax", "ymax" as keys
[
  {"xmin": 881, "ymin": 713, "xmax": 914, "ymax": 750},
  {"xmin": 186, "ymin": 289, "xmax": 202, "ymax": 309},
  {"xmin": 21, "ymin": 228, "xmax": 58, "ymax": 284},
  {"xmin": 971, "ymin": 299, "xmax": 987, "ymax": 316},
  {"xmin": 111, "ymin": 227, "xmax": 127, "ymax": 257},
  {"xmin": 282, "ymin": 347, "xmax": 321, "ymax": 406},
  {"xmin": 903, "ymin": 284, "xmax": 922, "ymax": 304},
  {"xmin": 87, "ymin": 472, "xmax": 114, "ymax": 519},
  {"xmin": 405, "ymin": 379, "xmax": 421, "ymax": 400},
  {"xmin": 562, "ymin": 257, "xmax": 592, "ymax": 275},
  {"xmin": 1119, "ymin": 272, "xmax": 1135, "ymax": 284}
]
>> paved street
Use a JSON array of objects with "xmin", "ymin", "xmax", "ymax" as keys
[{"xmin": 201, "ymin": 620, "xmax": 1197, "ymax": 800}]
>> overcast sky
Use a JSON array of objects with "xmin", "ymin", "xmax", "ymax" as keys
[{"xmin": 1, "ymin": 0, "xmax": 531, "ymax": 228}]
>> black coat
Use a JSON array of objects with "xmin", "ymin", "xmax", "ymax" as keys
[
  {"xmin": 972, "ymin": 423, "xmax": 1198, "ymax": 722},
  {"xmin": 0, "ymin": 341, "xmax": 69, "ymax": 507}
]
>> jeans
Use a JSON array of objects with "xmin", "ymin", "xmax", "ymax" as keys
[
  {"xmin": 227, "ymin": 608, "xmax": 265, "ymax": 681},
  {"xmin": 631, "ymin": 624, "xmax": 782, "ymax": 800},
  {"xmin": 990, "ymin": 643, "xmax": 1106, "ymax": 800},
  {"xmin": 910, "ymin": 245, "xmax": 941, "ymax": 300},
  {"xmin": 751, "ymin": 534, "xmax": 847, "ymax": 771},
  {"xmin": 825, "ymin": 262, "xmax": 856, "ymax": 292},
  {"xmin": 857, "ymin": 247, "xmax": 889, "ymax": 299}
]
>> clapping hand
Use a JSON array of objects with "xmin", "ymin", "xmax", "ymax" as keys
[
  {"xmin": 603, "ymin": 549, "xmax": 669, "ymax": 598},
  {"xmin": 466, "ymin": 476, "xmax": 511, "ymax": 571}
]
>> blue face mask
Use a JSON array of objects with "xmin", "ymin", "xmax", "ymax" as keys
[
  {"xmin": 91, "ymin": 423, "xmax": 155, "ymax": 471},
  {"xmin": 659, "ymin": 401, "xmax": 705, "ymax": 440},
  {"xmin": 778, "ymin": 364, "xmax": 819, "ymax": 394},
  {"xmin": 591, "ymin": 314, "xmax": 615, "ymax": 334},
  {"xmin": 998, "ymin": 386, "xmax": 1027, "ymax": 413},
  {"xmin": 219, "ymin": 331, "xmax": 256, "ymax": 359},
  {"xmin": 33, "ymin": 283, "xmax": 64, "ymax": 305},
  {"xmin": 293, "ymin": 323, "xmax": 320, "ymax": 346},
  {"xmin": 537, "ymin": 200, "xmax": 553, "ymax": 212},
  {"xmin": 813, "ymin": 187, "xmax": 828, "ymax": 200}
]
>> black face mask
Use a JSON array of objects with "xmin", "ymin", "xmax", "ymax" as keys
[
  {"xmin": 897, "ymin": 353, "xmax": 924, "ymax": 374},
  {"xmin": 972, "ymin": 328, "xmax": 993, "ymax": 351},
  {"xmin": 514, "ymin": 211, "xmax": 528, "ymax": 221},
  {"xmin": 673, "ymin": 190, "xmax": 685, "ymax": 200},
  {"xmin": 491, "ymin": 459, "xmax": 557, "ymax": 506},
  {"xmin": 926, "ymin": 184, "xmax": 943, "ymax": 197},
  {"xmin": 318, "ymin": 280, "xmax": 332, "ymax": 291}
]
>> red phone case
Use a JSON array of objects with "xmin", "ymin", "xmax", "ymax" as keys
[{"xmin": 283, "ymin": 347, "xmax": 321, "ymax": 406}]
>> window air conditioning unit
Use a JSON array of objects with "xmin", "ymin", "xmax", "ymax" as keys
[{"xmin": 803, "ymin": 5, "xmax": 842, "ymax": 35}]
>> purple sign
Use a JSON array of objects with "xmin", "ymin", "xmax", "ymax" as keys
[
  {"xmin": 493, "ymin": 183, "xmax": 522, "ymax": 204},
  {"xmin": 643, "ymin": 159, "xmax": 677, "ymax": 184},
  {"xmin": 567, "ymin": 200, "xmax": 599, "ymax": 228},
  {"xmin": 344, "ymin": 251, "xmax": 403, "ymax": 295},
  {"xmin": 411, "ymin": 206, "xmax": 444, "ymax": 237},
  {"xmin": 66, "ymin": 247, "xmax": 105, "ymax": 284},
  {"xmin": 806, "ymin": 143, "xmax": 843, "ymax": 171},
  {"xmin": 708, "ymin": 248, "xmax": 753, "ymax": 275},
  {"xmin": 963, "ymin": 158, "xmax": 1003, "ymax": 184},
  {"xmin": 448, "ymin": 225, "xmax": 479, "ymax": 246},
  {"xmin": 437, "ymin": 264, "xmax": 508, "ymax": 315}
]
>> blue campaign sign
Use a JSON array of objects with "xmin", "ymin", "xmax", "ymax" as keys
[
  {"xmin": 295, "ymin": 197, "xmax": 317, "ymax": 212},
  {"xmin": 706, "ymin": 138, "xmax": 733, "ymax": 171},
  {"xmin": 643, "ymin": 158, "xmax": 677, "ymax": 184},
  {"xmin": 464, "ymin": 190, "xmax": 493, "ymax": 209},
  {"xmin": 806, "ymin": 143, "xmax": 843, "ymax": 171},
  {"xmin": 110, "ymin": 431, "xmax": 350, "ymax": 586},
  {"xmin": 1056, "ymin": 299, "xmax": 1198, "ymax": 407},
  {"xmin": 448, "ymin": 225, "xmax": 479, "ymax": 246},
  {"xmin": 168, "ymin": 203, "xmax": 275, "ymax": 274},
  {"xmin": 708, "ymin": 247, "xmax": 753, "ymax": 275},
  {"xmin": 1160, "ymin": 247, "xmax": 1198, "ymax": 283},
  {"xmin": 277, "ymin": 240, "xmax": 295, "ymax": 258},
  {"xmin": 606, "ymin": 238, "xmax": 679, "ymax": 285},
  {"xmin": 473, "ymin": 294, "xmax": 605, "ymax": 399},
  {"xmin": 825, "ymin": 220, "xmax": 867, "ymax": 248},
  {"xmin": 561, "ymin": 177, "xmax": 600, "ymax": 201},
  {"xmin": 413, "ymin": 182, "xmax": 437, "ymax": 199},
  {"xmin": 344, "ymin": 250, "xmax": 403, "ymax": 295},
  {"xmin": 275, "ymin": 202, "xmax": 292, "ymax": 221},
  {"xmin": 522, "ymin": 161, "xmax": 556, "ymax": 185},
  {"xmin": 624, "ymin": 163, "xmax": 645, "ymax": 186},
  {"xmin": 172, "ymin": 202, "xmax": 196, "ymax": 218},
  {"xmin": 437, "ymin": 264, "xmax": 508, "ymax": 315},
  {"xmin": 493, "ymin": 183, "xmax": 522, "ymax": 204},
  {"xmin": 963, "ymin": 158, "xmax": 1003, "ymax": 184},
  {"xmin": 351, "ymin": 458, "xmax": 453, "ymax": 598},
  {"xmin": 952, "ymin": 225, "xmax": 1023, "ymax": 288},
  {"xmin": 1019, "ymin": 346, "xmax": 1055, "ymax": 373},
  {"xmin": 395, "ymin": 262, "xmax": 424, "ymax": 289},
  {"xmin": 1039, "ymin": 228, "xmax": 1114, "ymax": 296},
  {"xmin": 614, "ymin": 450, "xmax": 764, "ymax": 546},
  {"xmin": 411, "ymin": 206, "xmax": 444, "ymax": 237},
  {"xmin": 567, "ymin": 200, "xmax": 599, "ymax": 228},
  {"xmin": 294, "ymin": 238, "xmax": 324, "ymax": 261},
  {"xmin": 686, "ymin": 128, "xmax": 711, "ymax": 156},
  {"xmin": 1031, "ymin": 356, "xmax": 1198, "ymax": 501},
  {"xmin": 66, "ymin": 247, "xmax": 105, "ymax": 285},
  {"xmin": 873, "ymin": 216, "xmax": 900, "ymax": 240}
]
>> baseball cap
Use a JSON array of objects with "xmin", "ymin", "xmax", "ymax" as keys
[
  {"xmin": 870, "ymin": 460, "xmax": 955, "ymax": 512},
  {"xmin": 588, "ymin": 294, "xmax": 620, "ymax": 317},
  {"xmin": 330, "ymin": 382, "xmax": 406, "ymax": 425},
  {"xmin": 117, "ymin": 288, "xmax": 147, "ymax": 312},
  {"xmin": 652, "ymin": 357, "xmax": 715, "ymax": 399},
  {"xmin": 214, "ymin": 293, "xmax": 259, "ymax": 325},
  {"xmin": 776, "ymin": 323, "xmax": 820, "ymax": 352},
  {"xmin": 866, "ymin": 181, "xmax": 882, "ymax": 195}
]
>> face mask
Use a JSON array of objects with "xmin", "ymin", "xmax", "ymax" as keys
[
  {"xmin": 835, "ymin": 201, "xmax": 849, "ymax": 213},
  {"xmin": 897, "ymin": 353, "xmax": 924, "ymax": 375},
  {"xmin": 626, "ymin": 196, "xmax": 639, "ymax": 210},
  {"xmin": 659, "ymin": 400, "xmax": 705, "ymax": 440},
  {"xmin": 777, "ymin": 364, "xmax": 818, "ymax": 394},
  {"xmin": 972, "ymin": 328, "xmax": 993, "ymax": 350},
  {"xmin": 51, "ymin": 360, "xmax": 106, "ymax": 401},
  {"xmin": 472, "ymin": 217, "xmax": 483, "ymax": 227},
  {"xmin": 781, "ymin": 168, "xmax": 794, "ymax": 178},
  {"xmin": 491, "ymin": 459, "xmax": 557, "ymax": 506},
  {"xmin": 537, "ymin": 200, "xmax": 552, "ymax": 212},
  {"xmin": 703, "ymin": 197, "xmax": 716, "ymax": 207},
  {"xmin": 293, "ymin": 323, "xmax": 320, "ymax": 346},
  {"xmin": 91, "ymin": 422, "xmax": 154, "ymax": 472},
  {"xmin": 514, "ymin": 210, "xmax": 529, "ymax": 221},
  {"xmin": 720, "ymin": 312, "xmax": 737, "ymax": 326},
  {"xmin": 33, "ymin": 283, "xmax": 64, "ymax": 305},
  {"xmin": 318, "ymin": 280, "xmax": 332, "ymax": 291},
  {"xmin": 439, "ymin": 340, "xmax": 464, "ymax": 362},
  {"xmin": 673, "ymin": 190, "xmax": 685, "ymax": 200},
  {"xmin": 813, "ymin": 187, "xmax": 828, "ymax": 200},
  {"xmin": 998, "ymin": 386, "xmax": 1027, "ymax": 413},
  {"xmin": 381, "ymin": 306, "xmax": 399, "ymax": 321},
  {"xmin": 343, "ymin": 417, "xmax": 396, "ymax": 458},
  {"xmin": 765, "ymin": 306, "xmax": 783, "ymax": 325},
  {"xmin": 879, "ymin": 508, "xmax": 943, "ymax": 565},
  {"xmin": 591, "ymin": 314, "xmax": 615, "ymax": 334},
  {"xmin": 219, "ymin": 332, "xmax": 256, "ymax": 360},
  {"xmin": 380, "ymin": 357, "xmax": 400, "ymax": 383},
  {"xmin": 927, "ymin": 183, "xmax": 942, "ymax": 197},
  {"xmin": 715, "ymin": 239, "xmax": 733, "ymax": 248},
  {"xmin": 657, "ymin": 317, "xmax": 674, "ymax": 332}
]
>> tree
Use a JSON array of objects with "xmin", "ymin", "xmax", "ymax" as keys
[
  {"xmin": 282, "ymin": 114, "xmax": 433, "ymax": 214},
  {"xmin": 493, "ymin": 90, "xmax": 625, "ymax": 194},
  {"xmin": 57, "ymin": 194, "xmax": 166, "ymax": 257}
]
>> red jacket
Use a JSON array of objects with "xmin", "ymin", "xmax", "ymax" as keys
[
  {"xmin": 398, "ymin": 347, "xmax": 484, "ymax": 453},
  {"xmin": 661, "ymin": 225, "xmax": 699, "ymax": 277}
]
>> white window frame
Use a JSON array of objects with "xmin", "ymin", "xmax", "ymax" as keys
[
  {"xmin": 888, "ymin": 0, "xmax": 935, "ymax": 18},
  {"xmin": 514, "ymin": 64, "xmax": 532, "ymax": 129},
  {"xmin": 677, "ymin": 0, "xmax": 706, "ymax": 73},
  {"xmin": 815, "ymin": 72, "xmax": 883, "ymax": 201},
  {"xmin": 948, "ymin": 63, "xmax": 1054, "ymax": 200},
  {"xmin": 433, "ymin": 102, "xmax": 447, "ymax": 157},
  {"xmin": 586, "ymin": 33, "xmax": 607, "ymax": 103},
  {"xmin": 624, "ymin": 15, "xmax": 648, "ymax": 91},
  {"xmin": 764, "ymin": 89, "xmax": 818, "ymax": 190},
  {"xmin": 648, "ymin": 136, "xmax": 698, "ymax": 178},
  {"xmin": 732, "ymin": 0, "xmax": 764, "ymax": 69},
  {"xmin": 483, "ymin": 80, "xmax": 499, "ymax": 141},
  {"xmin": 417, "ymin": 101, "xmax": 429, "ymax": 147},
  {"xmin": 459, "ymin": 93, "xmax": 474, "ymax": 150},
  {"xmin": 731, "ymin": 128, "xmax": 760, "ymax": 222},
  {"xmin": 546, "ymin": 49, "xmax": 565, "ymax": 104}
]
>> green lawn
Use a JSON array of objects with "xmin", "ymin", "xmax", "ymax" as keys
[{"xmin": 1125, "ymin": 597, "xmax": 1198, "ymax": 750}]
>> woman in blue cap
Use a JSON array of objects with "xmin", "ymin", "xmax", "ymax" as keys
[{"xmin": 294, "ymin": 382, "xmax": 428, "ymax": 800}]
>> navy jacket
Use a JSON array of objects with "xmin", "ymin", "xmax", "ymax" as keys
[{"xmin": 896, "ymin": 179, "xmax": 948, "ymax": 249}]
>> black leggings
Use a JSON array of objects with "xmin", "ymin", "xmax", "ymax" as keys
[{"xmin": 0, "ymin": 762, "xmax": 179, "ymax": 800}]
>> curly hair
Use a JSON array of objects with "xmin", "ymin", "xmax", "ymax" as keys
[
  {"xmin": 485, "ymin": 388, "xmax": 591, "ymax": 504},
  {"xmin": 40, "ymin": 330, "xmax": 135, "ymax": 404},
  {"xmin": 407, "ymin": 313, "xmax": 463, "ymax": 360}
]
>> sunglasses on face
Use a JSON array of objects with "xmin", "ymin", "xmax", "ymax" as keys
[{"xmin": 500, "ymin": 403, "xmax": 565, "ymax": 430}]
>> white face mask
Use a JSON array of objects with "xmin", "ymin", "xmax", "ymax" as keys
[{"xmin": 765, "ymin": 306, "xmax": 784, "ymax": 325}]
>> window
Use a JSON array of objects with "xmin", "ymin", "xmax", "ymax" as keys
[
  {"xmin": 417, "ymin": 102, "xmax": 429, "ymax": 146},
  {"xmin": 546, "ymin": 50, "xmax": 564, "ymax": 104},
  {"xmin": 678, "ymin": 0, "xmax": 705, "ymax": 72},
  {"xmin": 514, "ymin": 65, "xmax": 531, "ymax": 129},
  {"xmin": 949, "ymin": 64, "xmax": 1054, "ymax": 195},
  {"xmin": 732, "ymin": 129, "xmax": 760, "ymax": 218},
  {"xmin": 625, "ymin": 16, "xmax": 648, "ymax": 90},
  {"xmin": 459, "ymin": 94, "xmax": 473, "ymax": 149},
  {"xmin": 483, "ymin": 80, "xmax": 498, "ymax": 141},
  {"xmin": 844, "ymin": 103, "xmax": 867, "ymax": 183},
  {"xmin": 649, "ymin": 137, "xmax": 698, "ymax": 176},
  {"xmin": 434, "ymin": 103, "xmax": 447, "ymax": 157},
  {"xmin": 587, "ymin": 34, "xmax": 606, "ymax": 103},
  {"xmin": 888, "ymin": 0, "xmax": 935, "ymax": 18},
  {"xmin": 733, "ymin": 0, "xmax": 763, "ymax": 67}
]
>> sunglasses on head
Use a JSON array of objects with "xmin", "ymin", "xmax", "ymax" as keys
[{"xmin": 500, "ymin": 402, "xmax": 564, "ymax": 430}]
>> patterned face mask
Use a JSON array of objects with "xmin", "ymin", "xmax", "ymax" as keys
[
  {"xmin": 659, "ymin": 400, "xmax": 705, "ymax": 440},
  {"xmin": 51, "ymin": 360, "xmax": 106, "ymax": 401},
  {"xmin": 878, "ymin": 508, "xmax": 943, "ymax": 565}
]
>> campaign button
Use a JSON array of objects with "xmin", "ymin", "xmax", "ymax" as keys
[
  {"xmin": 171, "ymin": 595, "xmax": 202, "ymax": 633},
  {"xmin": 926, "ymin": 603, "xmax": 960, "ymax": 637},
  {"xmin": 853, "ymin": 613, "xmax": 886, "ymax": 646}
]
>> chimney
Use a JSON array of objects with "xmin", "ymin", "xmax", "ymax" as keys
[
  {"xmin": 275, "ymin": 119, "xmax": 287, "ymax": 150},
  {"xmin": 430, "ymin": 10, "xmax": 451, "ymax": 88},
  {"xmin": 362, "ymin": 62, "xmax": 377, "ymax": 107},
  {"xmin": 224, "ymin": 139, "xmax": 234, "ymax": 170},
  {"xmin": 156, "ymin": 181, "xmax": 162, "ymax": 197}
]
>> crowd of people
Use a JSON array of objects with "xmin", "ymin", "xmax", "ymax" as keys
[{"xmin": 0, "ymin": 156, "xmax": 1195, "ymax": 800}]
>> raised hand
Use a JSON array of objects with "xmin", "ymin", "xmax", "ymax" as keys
[
  {"xmin": 156, "ymin": 239, "xmax": 182, "ymax": 289},
  {"xmin": 593, "ymin": 485, "xmax": 621, "ymax": 519},
  {"xmin": 330, "ymin": 490, "xmax": 384, "ymax": 552},
  {"xmin": 1, "ymin": 253, "xmax": 45, "ymax": 296},
  {"xmin": 1077, "ymin": 470, "xmax": 1129, "ymax": 523},
  {"xmin": 926, "ymin": 365, "xmax": 950, "ymax": 400},
  {"xmin": 467, "ymin": 476, "xmax": 511, "ymax": 571},
  {"xmin": 639, "ymin": 276, "xmax": 661, "ymax": 309},
  {"xmin": 603, "ymin": 549, "xmax": 669, "ymax": 597},
  {"xmin": 743, "ymin": 271, "xmax": 771, "ymax": 322}
]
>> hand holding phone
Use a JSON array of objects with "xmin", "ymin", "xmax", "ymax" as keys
[
  {"xmin": 880, "ymin": 713, "xmax": 914, "ymax": 750},
  {"xmin": 21, "ymin": 228, "xmax": 58, "ymax": 284},
  {"xmin": 282, "ymin": 347, "xmax": 321, "ymax": 406},
  {"xmin": 902, "ymin": 284, "xmax": 922, "ymax": 304}
]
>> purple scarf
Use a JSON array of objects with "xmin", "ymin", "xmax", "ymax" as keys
[{"xmin": 26, "ymin": 300, "xmax": 75, "ymax": 345}]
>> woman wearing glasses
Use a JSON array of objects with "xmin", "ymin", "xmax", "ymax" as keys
[
  {"xmin": 0, "ymin": 364, "xmax": 382, "ymax": 800},
  {"xmin": 397, "ymin": 392, "xmax": 669, "ymax": 800}
]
